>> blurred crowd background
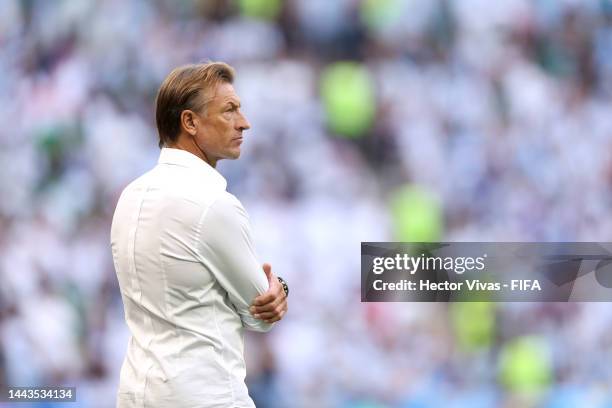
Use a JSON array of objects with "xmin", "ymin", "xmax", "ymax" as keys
[{"xmin": 2, "ymin": 0, "xmax": 612, "ymax": 406}]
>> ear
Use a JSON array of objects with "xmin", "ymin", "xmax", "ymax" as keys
[{"xmin": 180, "ymin": 110, "xmax": 198, "ymax": 136}]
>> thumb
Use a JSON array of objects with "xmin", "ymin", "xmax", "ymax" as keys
[{"xmin": 262, "ymin": 263, "xmax": 274, "ymax": 284}]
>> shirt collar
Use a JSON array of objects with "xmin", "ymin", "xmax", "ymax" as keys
[{"xmin": 158, "ymin": 147, "xmax": 227, "ymax": 191}]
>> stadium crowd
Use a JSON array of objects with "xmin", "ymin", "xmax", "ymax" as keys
[{"xmin": 2, "ymin": 0, "xmax": 612, "ymax": 406}]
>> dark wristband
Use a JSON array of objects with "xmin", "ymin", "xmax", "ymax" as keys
[{"xmin": 277, "ymin": 276, "xmax": 289, "ymax": 297}]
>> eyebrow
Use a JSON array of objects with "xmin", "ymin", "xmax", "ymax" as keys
[{"xmin": 225, "ymin": 100, "xmax": 241, "ymax": 108}]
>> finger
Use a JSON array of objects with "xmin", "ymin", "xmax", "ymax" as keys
[
  {"xmin": 264, "ymin": 309, "xmax": 286, "ymax": 324},
  {"xmin": 251, "ymin": 305, "xmax": 272, "ymax": 315},
  {"xmin": 254, "ymin": 310, "xmax": 278, "ymax": 320},
  {"xmin": 251, "ymin": 290, "xmax": 286, "ymax": 312},
  {"xmin": 251, "ymin": 299, "xmax": 282, "ymax": 314},
  {"xmin": 252, "ymin": 281, "xmax": 285, "ymax": 307},
  {"xmin": 252, "ymin": 292, "xmax": 275, "ymax": 306},
  {"xmin": 260, "ymin": 303, "xmax": 287, "ymax": 320},
  {"xmin": 254, "ymin": 303, "xmax": 286, "ymax": 320},
  {"xmin": 262, "ymin": 263, "xmax": 273, "ymax": 283},
  {"xmin": 262, "ymin": 262, "xmax": 272, "ymax": 276}
]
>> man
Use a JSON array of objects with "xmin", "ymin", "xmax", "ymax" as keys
[{"xmin": 111, "ymin": 62, "xmax": 288, "ymax": 407}]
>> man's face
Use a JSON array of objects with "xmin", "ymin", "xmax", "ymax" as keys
[{"xmin": 193, "ymin": 82, "xmax": 250, "ymax": 166}]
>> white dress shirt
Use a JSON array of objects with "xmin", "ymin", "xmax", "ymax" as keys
[{"xmin": 111, "ymin": 148, "xmax": 272, "ymax": 408}]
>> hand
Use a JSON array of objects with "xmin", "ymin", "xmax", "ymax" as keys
[{"xmin": 250, "ymin": 263, "xmax": 288, "ymax": 324}]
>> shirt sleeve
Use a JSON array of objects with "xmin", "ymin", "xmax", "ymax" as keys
[{"xmin": 196, "ymin": 193, "xmax": 273, "ymax": 332}]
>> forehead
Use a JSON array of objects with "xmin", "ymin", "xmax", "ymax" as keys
[{"xmin": 209, "ymin": 82, "xmax": 240, "ymax": 104}]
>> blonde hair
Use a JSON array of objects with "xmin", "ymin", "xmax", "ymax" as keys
[{"xmin": 155, "ymin": 62, "xmax": 235, "ymax": 148}]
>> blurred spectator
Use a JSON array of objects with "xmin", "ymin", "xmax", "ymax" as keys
[{"xmin": 2, "ymin": 0, "xmax": 612, "ymax": 406}]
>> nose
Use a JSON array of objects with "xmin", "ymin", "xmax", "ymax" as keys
[{"xmin": 237, "ymin": 111, "xmax": 251, "ymax": 131}]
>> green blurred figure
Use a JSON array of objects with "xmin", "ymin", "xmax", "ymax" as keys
[
  {"xmin": 320, "ymin": 62, "xmax": 376, "ymax": 138},
  {"xmin": 499, "ymin": 336, "xmax": 552, "ymax": 396},
  {"xmin": 361, "ymin": 0, "xmax": 403, "ymax": 32},
  {"xmin": 236, "ymin": 0, "xmax": 282, "ymax": 20},
  {"xmin": 389, "ymin": 184, "xmax": 442, "ymax": 242},
  {"xmin": 450, "ymin": 302, "xmax": 495, "ymax": 352}
]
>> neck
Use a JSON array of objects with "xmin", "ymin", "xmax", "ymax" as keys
[{"xmin": 168, "ymin": 137, "xmax": 217, "ymax": 168}]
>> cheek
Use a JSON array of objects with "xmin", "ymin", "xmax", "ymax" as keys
[
  {"xmin": 206, "ymin": 121, "xmax": 227, "ymax": 141},
  {"xmin": 216, "ymin": 116, "xmax": 233, "ymax": 132}
]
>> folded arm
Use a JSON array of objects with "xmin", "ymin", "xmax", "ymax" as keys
[{"xmin": 196, "ymin": 193, "xmax": 273, "ymax": 332}]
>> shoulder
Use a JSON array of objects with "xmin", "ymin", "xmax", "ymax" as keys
[
  {"xmin": 204, "ymin": 192, "xmax": 249, "ymax": 227},
  {"xmin": 117, "ymin": 167, "xmax": 230, "ymax": 220},
  {"xmin": 214, "ymin": 191, "xmax": 245, "ymax": 211},
  {"xmin": 120, "ymin": 169, "xmax": 155, "ymax": 194}
]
